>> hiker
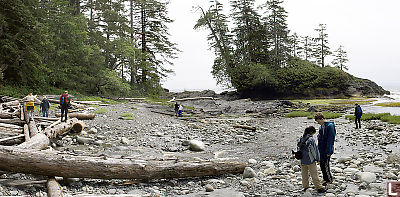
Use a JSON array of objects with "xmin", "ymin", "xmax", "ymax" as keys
[
  {"xmin": 174, "ymin": 102, "xmax": 179, "ymax": 116},
  {"xmin": 178, "ymin": 104, "xmax": 183, "ymax": 117},
  {"xmin": 23, "ymin": 93, "xmax": 41, "ymax": 121},
  {"xmin": 355, "ymin": 103, "xmax": 363, "ymax": 129},
  {"xmin": 40, "ymin": 96, "xmax": 51, "ymax": 117},
  {"xmin": 59, "ymin": 91, "xmax": 71, "ymax": 122},
  {"xmin": 315, "ymin": 112, "xmax": 336, "ymax": 186},
  {"xmin": 297, "ymin": 126, "xmax": 325, "ymax": 193}
]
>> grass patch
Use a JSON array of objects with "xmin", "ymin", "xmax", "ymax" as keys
[
  {"xmin": 130, "ymin": 107, "xmax": 137, "ymax": 110},
  {"xmin": 121, "ymin": 113, "xmax": 133, "ymax": 117},
  {"xmin": 111, "ymin": 109, "xmax": 117, "ymax": 111},
  {"xmin": 286, "ymin": 111, "xmax": 342, "ymax": 119},
  {"xmin": 89, "ymin": 104, "xmax": 99, "ymax": 108},
  {"xmin": 124, "ymin": 116, "xmax": 134, "ymax": 120},
  {"xmin": 185, "ymin": 106, "xmax": 195, "ymax": 110},
  {"xmin": 293, "ymin": 98, "xmax": 376, "ymax": 106},
  {"xmin": 375, "ymin": 102, "xmax": 400, "ymax": 107},
  {"xmin": 94, "ymin": 108, "xmax": 108, "ymax": 114},
  {"xmin": 345, "ymin": 113, "xmax": 400, "ymax": 124},
  {"xmin": 345, "ymin": 113, "xmax": 390, "ymax": 121}
]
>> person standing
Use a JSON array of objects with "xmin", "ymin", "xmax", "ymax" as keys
[
  {"xmin": 354, "ymin": 103, "xmax": 363, "ymax": 129},
  {"xmin": 40, "ymin": 96, "xmax": 51, "ymax": 117},
  {"xmin": 314, "ymin": 112, "xmax": 336, "ymax": 185},
  {"xmin": 23, "ymin": 93, "xmax": 41, "ymax": 121},
  {"xmin": 297, "ymin": 126, "xmax": 325, "ymax": 193},
  {"xmin": 59, "ymin": 91, "xmax": 71, "ymax": 122},
  {"xmin": 178, "ymin": 104, "xmax": 183, "ymax": 117},
  {"xmin": 174, "ymin": 102, "xmax": 179, "ymax": 117}
]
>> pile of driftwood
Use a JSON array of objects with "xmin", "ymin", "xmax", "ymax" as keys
[{"xmin": 0, "ymin": 95, "xmax": 246, "ymax": 197}]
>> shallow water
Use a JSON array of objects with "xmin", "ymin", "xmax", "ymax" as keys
[{"xmin": 361, "ymin": 88, "xmax": 400, "ymax": 115}]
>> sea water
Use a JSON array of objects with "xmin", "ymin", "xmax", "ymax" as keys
[{"xmin": 362, "ymin": 87, "xmax": 400, "ymax": 115}]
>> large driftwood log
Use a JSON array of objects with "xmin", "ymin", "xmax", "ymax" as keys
[
  {"xmin": 55, "ymin": 113, "xmax": 96, "ymax": 120},
  {"xmin": 0, "ymin": 119, "xmax": 26, "ymax": 126},
  {"xmin": 24, "ymin": 124, "xmax": 30, "ymax": 142},
  {"xmin": 0, "ymin": 113, "xmax": 14, "ymax": 119},
  {"xmin": 0, "ymin": 123, "xmax": 22, "ymax": 130},
  {"xmin": 1, "ymin": 100, "xmax": 20, "ymax": 108},
  {"xmin": 44, "ymin": 118, "xmax": 83, "ymax": 138},
  {"xmin": 47, "ymin": 177, "xmax": 63, "ymax": 197},
  {"xmin": 0, "ymin": 146, "xmax": 246, "ymax": 180},
  {"xmin": 233, "ymin": 124, "xmax": 256, "ymax": 131},
  {"xmin": 28, "ymin": 120, "xmax": 39, "ymax": 137},
  {"xmin": 0, "ymin": 134, "xmax": 24, "ymax": 145},
  {"xmin": 47, "ymin": 99, "xmax": 84, "ymax": 108},
  {"xmin": 17, "ymin": 133, "xmax": 49, "ymax": 149}
]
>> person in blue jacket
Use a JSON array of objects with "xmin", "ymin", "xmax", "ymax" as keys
[
  {"xmin": 297, "ymin": 126, "xmax": 325, "ymax": 193},
  {"xmin": 355, "ymin": 103, "xmax": 363, "ymax": 129},
  {"xmin": 315, "ymin": 112, "xmax": 336, "ymax": 185}
]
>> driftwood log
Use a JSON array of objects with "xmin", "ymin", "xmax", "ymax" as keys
[
  {"xmin": 55, "ymin": 113, "xmax": 96, "ymax": 120},
  {"xmin": 44, "ymin": 118, "xmax": 83, "ymax": 138},
  {"xmin": 0, "ymin": 119, "xmax": 25, "ymax": 126},
  {"xmin": 17, "ymin": 133, "xmax": 49, "ymax": 149},
  {"xmin": 0, "ymin": 113, "xmax": 14, "ymax": 119},
  {"xmin": 0, "ymin": 134, "xmax": 25, "ymax": 145},
  {"xmin": 0, "ymin": 145, "xmax": 246, "ymax": 180},
  {"xmin": 233, "ymin": 124, "xmax": 256, "ymax": 131}
]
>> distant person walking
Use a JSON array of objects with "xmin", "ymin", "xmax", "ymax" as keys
[
  {"xmin": 174, "ymin": 102, "xmax": 179, "ymax": 116},
  {"xmin": 23, "ymin": 93, "xmax": 41, "ymax": 121},
  {"xmin": 40, "ymin": 96, "xmax": 51, "ymax": 117},
  {"xmin": 297, "ymin": 126, "xmax": 325, "ymax": 193},
  {"xmin": 355, "ymin": 103, "xmax": 363, "ymax": 129},
  {"xmin": 59, "ymin": 91, "xmax": 71, "ymax": 122},
  {"xmin": 178, "ymin": 104, "xmax": 183, "ymax": 117},
  {"xmin": 315, "ymin": 112, "xmax": 336, "ymax": 185}
]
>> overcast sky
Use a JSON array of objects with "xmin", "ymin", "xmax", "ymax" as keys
[{"xmin": 162, "ymin": 0, "xmax": 400, "ymax": 92}]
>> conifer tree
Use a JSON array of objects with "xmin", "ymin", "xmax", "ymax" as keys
[
  {"xmin": 313, "ymin": 24, "xmax": 331, "ymax": 68},
  {"xmin": 332, "ymin": 45, "xmax": 348, "ymax": 70}
]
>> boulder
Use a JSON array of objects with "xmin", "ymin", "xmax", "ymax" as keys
[{"xmin": 189, "ymin": 140, "xmax": 205, "ymax": 151}]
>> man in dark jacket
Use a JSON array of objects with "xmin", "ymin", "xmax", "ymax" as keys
[
  {"xmin": 40, "ymin": 96, "xmax": 51, "ymax": 117},
  {"xmin": 60, "ymin": 91, "xmax": 71, "ymax": 122},
  {"xmin": 315, "ymin": 112, "xmax": 336, "ymax": 185},
  {"xmin": 355, "ymin": 103, "xmax": 363, "ymax": 129}
]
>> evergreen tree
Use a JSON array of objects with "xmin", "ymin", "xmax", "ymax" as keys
[
  {"xmin": 194, "ymin": 0, "xmax": 233, "ymax": 87},
  {"xmin": 332, "ymin": 45, "xmax": 348, "ymax": 70},
  {"xmin": 262, "ymin": 0, "xmax": 290, "ymax": 67},
  {"xmin": 313, "ymin": 24, "xmax": 331, "ymax": 68}
]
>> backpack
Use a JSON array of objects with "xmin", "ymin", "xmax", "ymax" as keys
[
  {"xmin": 61, "ymin": 95, "xmax": 70, "ymax": 106},
  {"xmin": 293, "ymin": 136, "xmax": 311, "ymax": 160}
]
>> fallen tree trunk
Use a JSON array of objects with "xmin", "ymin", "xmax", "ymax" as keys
[
  {"xmin": 0, "ymin": 112, "xmax": 14, "ymax": 119},
  {"xmin": 172, "ymin": 97, "xmax": 218, "ymax": 102},
  {"xmin": 0, "ymin": 119, "xmax": 26, "ymax": 126},
  {"xmin": 55, "ymin": 113, "xmax": 96, "ymax": 120},
  {"xmin": 47, "ymin": 99, "xmax": 84, "ymax": 108},
  {"xmin": 0, "ymin": 134, "xmax": 25, "ymax": 145},
  {"xmin": 28, "ymin": 120, "xmax": 39, "ymax": 137},
  {"xmin": 24, "ymin": 124, "xmax": 30, "ymax": 142},
  {"xmin": 44, "ymin": 118, "xmax": 83, "ymax": 138},
  {"xmin": 34, "ymin": 117, "xmax": 60, "ymax": 121},
  {"xmin": 0, "ymin": 123, "xmax": 22, "ymax": 130},
  {"xmin": 0, "ymin": 146, "xmax": 246, "ymax": 180},
  {"xmin": 17, "ymin": 133, "xmax": 49, "ymax": 149},
  {"xmin": 233, "ymin": 124, "xmax": 256, "ymax": 131}
]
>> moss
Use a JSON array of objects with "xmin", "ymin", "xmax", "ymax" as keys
[
  {"xmin": 123, "ymin": 116, "xmax": 134, "ymax": 120},
  {"xmin": 286, "ymin": 111, "xmax": 342, "ymax": 119},
  {"xmin": 375, "ymin": 102, "xmax": 400, "ymax": 107},
  {"xmin": 121, "ymin": 113, "xmax": 133, "ymax": 117},
  {"xmin": 285, "ymin": 111, "xmax": 312, "ymax": 118},
  {"xmin": 94, "ymin": 108, "xmax": 108, "ymax": 114},
  {"xmin": 130, "ymin": 107, "xmax": 137, "ymax": 110}
]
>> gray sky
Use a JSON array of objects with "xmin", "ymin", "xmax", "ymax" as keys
[{"xmin": 162, "ymin": 0, "xmax": 400, "ymax": 92}]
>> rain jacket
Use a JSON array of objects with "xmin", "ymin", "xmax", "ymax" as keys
[
  {"xmin": 297, "ymin": 134, "xmax": 320, "ymax": 165},
  {"xmin": 317, "ymin": 121, "xmax": 336, "ymax": 161}
]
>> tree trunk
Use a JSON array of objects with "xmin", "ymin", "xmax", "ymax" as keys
[
  {"xmin": 0, "ymin": 146, "xmax": 246, "ymax": 180},
  {"xmin": 0, "ymin": 113, "xmax": 14, "ymax": 119},
  {"xmin": 28, "ymin": 120, "xmax": 39, "ymax": 137},
  {"xmin": 55, "ymin": 113, "xmax": 95, "ymax": 120},
  {"xmin": 0, "ymin": 119, "xmax": 26, "ymax": 126},
  {"xmin": 0, "ymin": 134, "xmax": 24, "ymax": 145},
  {"xmin": 16, "ymin": 133, "xmax": 49, "ymax": 149},
  {"xmin": 24, "ymin": 124, "xmax": 30, "ymax": 142},
  {"xmin": 44, "ymin": 118, "xmax": 83, "ymax": 138}
]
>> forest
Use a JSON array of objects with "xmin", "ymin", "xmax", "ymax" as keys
[
  {"xmin": 0, "ymin": 0, "xmax": 178, "ymax": 97},
  {"xmin": 1, "ymin": 0, "xmax": 357, "ymax": 98}
]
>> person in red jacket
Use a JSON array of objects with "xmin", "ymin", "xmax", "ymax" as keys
[{"xmin": 59, "ymin": 91, "xmax": 71, "ymax": 122}]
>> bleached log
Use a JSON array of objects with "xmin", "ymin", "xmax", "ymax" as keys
[
  {"xmin": 47, "ymin": 177, "xmax": 63, "ymax": 197},
  {"xmin": 47, "ymin": 99, "xmax": 84, "ymax": 108},
  {"xmin": 0, "ymin": 146, "xmax": 246, "ymax": 180},
  {"xmin": 233, "ymin": 124, "xmax": 256, "ymax": 131},
  {"xmin": 0, "ymin": 123, "xmax": 22, "ymax": 130},
  {"xmin": 55, "ymin": 113, "xmax": 96, "ymax": 120},
  {"xmin": 44, "ymin": 118, "xmax": 83, "ymax": 138},
  {"xmin": 17, "ymin": 133, "xmax": 49, "ymax": 149},
  {"xmin": 0, "ymin": 134, "xmax": 24, "ymax": 145},
  {"xmin": 1, "ymin": 100, "xmax": 20, "ymax": 108},
  {"xmin": 172, "ymin": 97, "xmax": 217, "ymax": 102},
  {"xmin": 24, "ymin": 124, "xmax": 30, "ymax": 142},
  {"xmin": 73, "ymin": 101, "xmax": 102, "ymax": 105},
  {"xmin": 0, "ymin": 119, "xmax": 26, "ymax": 126},
  {"xmin": 28, "ymin": 120, "xmax": 39, "ymax": 137},
  {"xmin": 34, "ymin": 117, "xmax": 60, "ymax": 121},
  {"xmin": 0, "ymin": 113, "xmax": 14, "ymax": 119}
]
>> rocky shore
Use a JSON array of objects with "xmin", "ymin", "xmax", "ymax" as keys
[{"xmin": 0, "ymin": 94, "xmax": 399, "ymax": 197}]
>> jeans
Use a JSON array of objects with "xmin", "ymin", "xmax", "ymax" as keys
[
  {"xmin": 320, "ymin": 156, "xmax": 333, "ymax": 182},
  {"xmin": 61, "ymin": 107, "xmax": 68, "ymax": 121},
  {"xmin": 42, "ymin": 109, "xmax": 49, "ymax": 117}
]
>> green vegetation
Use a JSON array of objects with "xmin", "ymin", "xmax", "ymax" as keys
[
  {"xmin": 185, "ymin": 106, "xmax": 195, "ymax": 110},
  {"xmin": 121, "ymin": 113, "xmax": 134, "ymax": 120},
  {"xmin": 286, "ymin": 111, "xmax": 342, "ymax": 119},
  {"xmin": 293, "ymin": 98, "xmax": 376, "ymax": 106},
  {"xmin": 375, "ymin": 102, "xmax": 400, "ymax": 107},
  {"xmin": 345, "ymin": 113, "xmax": 400, "ymax": 124},
  {"xmin": 130, "ymin": 107, "xmax": 137, "ymax": 110},
  {"xmin": 78, "ymin": 96, "xmax": 119, "ymax": 105},
  {"xmin": 94, "ymin": 108, "xmax": 108, "ymax": 114},
  {"xmin": 0, "ymin": 0, "xmax": 177, "ymax": 97}
]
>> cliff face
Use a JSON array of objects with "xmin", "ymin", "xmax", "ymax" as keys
[{"xmin": 345, "ymin": 77, "xmax": 390, "ymax": 97}]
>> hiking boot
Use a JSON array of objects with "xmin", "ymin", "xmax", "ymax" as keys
[
  {"xmin": 303, "ymin": 187, "xmax": 310, "ymax": 192},
  {"xmin": 317, "ymin": 188, "xmax": 326, "ymax": 193},
  {"xmin": 322, "ymin": 181, "xmax": 332, "ymax": 186}
]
